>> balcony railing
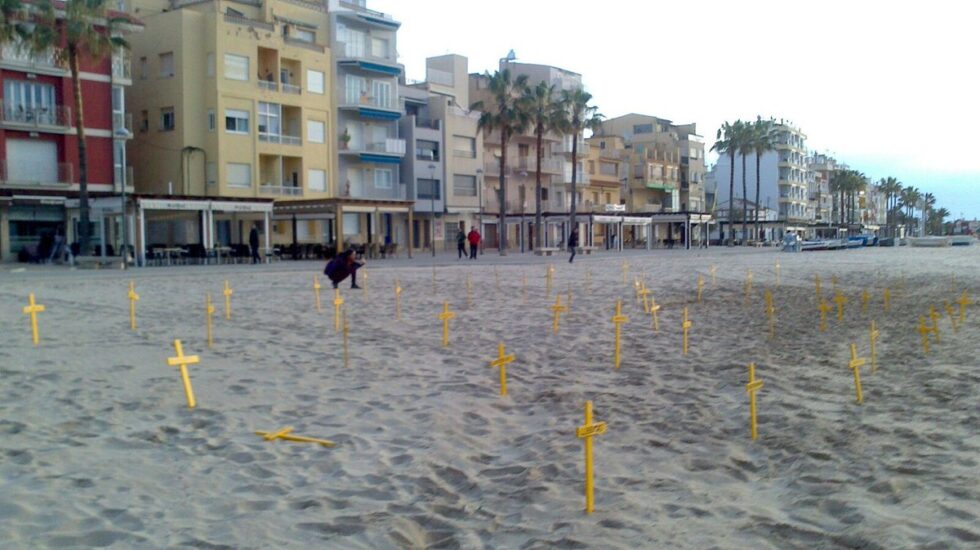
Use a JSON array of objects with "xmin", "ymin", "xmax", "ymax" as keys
[
  {"xmin": 342, "ymin": 91, "xmax": 395, "ymax": 110},
  {"xmin": 415, "ymin": 117, "xmax": 440, "ymax": 130},
  {"xmin": 0, "ymin": 161, "xmax": 74, "ymax": 185},
  {"xmin": 516, "ymin": 156, "xmax": 562, "ymax": 174},
  {"xmin": 335, "ymin": 40, "xmax": 398, "ymax": 64},
  {"xmin": 112, "ymin": 112, "xmax": 133, "ymax": 137},
  {"xmin": 284, "ymin": 37, "xmax": 326, "ymax": 53},
  {"xmin": 344, "ymin": 184, "xmax": 407, "ymax": 201},
  {"xmin": 111, "ymin": 50, "xmax": 131, "ymax": 80},
  {"xmin": 259, "ymin": 133, "xmax": 302, "ymax": 145},
  {"xmin": 223, "ymin": 13, "xmax": 274, "ymax": 32},
  {"xmin": 258, "ymin": 80, "xmax": 279, "ymax": 92},
  {"xmin": 281, "ymin": 83, "xmax": 301, "ymax": 95},
  {"xmin": 259, "ymin": 183, "xmax": 303, "ymax": 196},
  {"xmin": 0, "ymin": 44, "xmax": 66, "ymax": 72},
  {"xmin": 1, "ymin": 102, "xmax": 72, "ymax": 130}
]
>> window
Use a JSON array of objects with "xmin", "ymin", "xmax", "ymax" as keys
[
  {"xmin": 160, "ymin": 107, "xmax": 175, "ymax": 131},
  {"xmin": 307, "ymin": 120, "xmax": 325, "ymax": 143},
  {"xmin": 372, "ymin": 80, "xmax": 391, "ymax": 108},
  {"xmin": 207, "ymin": 162, "xmax": 216, "ymax": 186},
  {"xmin": 633, "ymin": 123, "xmax": 653, "ymax": 134},
  {"xmin": 518, "ymin": 143, "xmax": 529, "ymax": 157},
  {"xmin": 226, "ymin": 163, "xmax": 251, "ymax": 188},
  {"xmin": 140, "ymin": 110, "xmax": 148, "ymax": 132},
  {"xmin": 290, "ymin": 27, "xmax": 315, "ymax": 43},
  {"xmin": 345, "ymin": 74, "xmax": 365, "ymax": 104},
  {"xmin": 258, "ymin": 102, "xmax": 280, "ymax": 137},
  {"xmin": 139, "ymin": 56, "xmax": 147, "ymax": 79},
  {"xmin": 371, "ymin": 37, "xmax": 388, "ymax": 58},
  {"xmin": 225, "ymin": 109, "xmax": 249, "ymax": 133},
  {"xmin": 375, "ymin": 168, "xmax": 393, "ymax": 189},
  {"xmin": 416, "ymin": 139, "xmax": 439, "ymax": 161},
  {"xmin": 453, "ymin": 174, "xmax": 476, "ymax": 197},
  {"xmin": 223, "ymin": 53, "xmax": 249, "ymax": 81},
  {"xmin": 540, "ymin": 187, "xmax": 549, "ymax": 200},
  {"xmin": 308, "ymin": 169, "xmax": 326, "ymax": 192},
  {"xmin": 453, "ymin": 135, "xmax": 475, "ymax": 158},
  {"xmin": 3, "ymin": 80, "xmax": 56, "ymax": 124},
  {"xmin": 159, "ymin": 52, "xmax": 173, "ymax": 77},
  {"xmin": 599, "ymin": 141, "xmax": 606, "ymax": 150},
  {"xmin": 206, "ymin": 53, "xmax": 215, "ymax": 77},
  {"xmin": 306, "ymin": 70, "xmax": 324, "ymax": 94},
  {"xmin": 417, "ymin": 178, "xmax": 439, "ymax": 199},
  {"xmin": 343, "ymin": 212, "xmax": 360, "ymax": 235},
  {"xmin": 113, "ymin": 140, "xmax": 125, "ymax": 187},
  {"xmin": 207, "ymin": 109, "xmax": 215, "ymax": 131}
]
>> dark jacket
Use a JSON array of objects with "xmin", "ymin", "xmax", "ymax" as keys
[
  {"xmin": 456, "ymin": 231, "xmax": 466, "ymax": 245},
  {"xmin": 568, "ymin": 231, "xmax": 579, "ymax": 248},
  {"xmin": 249, "ymin": 228, "xmax": 260, "ymax": 248},
  {"xmin": 324, "ymin": 250, "xmax": 361, "ymax": 282}
]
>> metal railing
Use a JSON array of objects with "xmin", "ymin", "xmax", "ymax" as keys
[
  {"xmin": 259, "ymin": 133, "xmax": 302, "ymax": 145},
  {"xmin": 258, "ymin": 80, "xmax": 279, "ymax": 92},
  {"xmin": 223, "ymin": 13, "xmax": 274, "ymax": 31},
  {"xmin": 259, "ymin": 183, "xmax": 303, "ymax": 196},
  {"xmin": 112, "ymin": 50, "xmax": 131, "ymax": 80},
  {"xmin": 0, "ymin": 44, "xmax": 66, "ymax": 71},
  {"xmin": 345, "ymin": 184, "xmax": 407, "ymax": 201},
  {"xmin": 281, "ymin": 83, "xmax": 301, "ymax": 95},
  {"xmin": 0, "ymin": 161, "xmax": 74, "ymax": 185},
  {"xmin": 284, "ymin": 37, "xmax": 325, "ymax": 53},
  {"xmin": 1, "ymin": 102, "xmax": 72, "ymax": 129},
  {"xmin": 112, "ymin": 112, "xmax": 133, "ymax": 136},
  {"xmin": 335, "ymin": 40, "xmax": 397, "ymax": 64}
]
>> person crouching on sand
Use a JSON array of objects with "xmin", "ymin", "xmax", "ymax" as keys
[{"xmin": 324, "ymin": 249, "xmax": 365, "ymax": 289}]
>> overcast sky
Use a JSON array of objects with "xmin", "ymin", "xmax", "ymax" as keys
[{"xmin": 372, "ymin": 0, "xmax": 980, "ymax": 219}]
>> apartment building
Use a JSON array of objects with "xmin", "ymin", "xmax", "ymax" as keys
[
  {"xmin": 599, "ymin": 114, "xmax": 681, "ymax": 214},
  {"xmin": 0, "ymin": 7, "xmax": 142, "ymax": 261},
  {"xmin": 808, "ymin": 153, "xmax": 837, "ymax": 225},
  {"xmin": 583, "ymin": 135, "xmax": 625, "ymax": 246},
  {"xmin": 126, "ymin": 0, "xmax": 333, "ymax": 262},
  {"xmin": 675, "ymin": 123, "xmax": 706, "ymax": 213}
]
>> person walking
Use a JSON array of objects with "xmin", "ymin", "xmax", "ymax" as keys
[
  {"xmin": 567, "ymin": 227, "xmax": 579, "ymax": 263},
  {"xmin": 324, "ymin": 249, "xmax": 364, "ymax": 289},
  {"xmin": 456, "ymin": 227, "xmax": 467, "ymax": 259},
  {"xmin": 467, "ymin": 226, "xmax": 481, "ymax": 259},
  {"xmin": 249, "ymin": 224, "xmax": 261, "ymax": 264}
]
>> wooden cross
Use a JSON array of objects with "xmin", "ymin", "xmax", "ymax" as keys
[
  {"xmin": 956, "ymin": 291, "xmax": 971, "ymax": 323},
  {"xmin": 489, "ymin": 342, "xmax": 516, "ymax": 396},
  {"xmin": 929, "ymin": 306, "xmax": 941, "ymax": 343},
  {"xmin": 551, "ymin": 295, "xmax": 568, "ymax": 335},
  {"xmin": 848, "ymin": 343, "xmax": 866, "ymax": 404},
  {"xmin": 917, "ymin": 315, "xmax": 932, "ymax": 354},
  {"xmin": 128, "ymin": 281, "xmax": 140, "ymax": 331},
  {"xmin": 861, "ymin": 289, "xmax": 869, "ymax": 314},
  {"xmin": 22, "ymin": 293, "xmax": 45, "ymax": 346},
  {"xmin": 611, "ymin": 299, "xmax": 629, "ymax": 368},
  {"xmin": 944, "ymin": 302, "xmax": 958, "ymax": 332},
  {"xmin": 438, "ymin": 301, "xmax": 456, "ymax": 347},
  {"xmin": 256, "ymin": 427, "xmax": 335, "ymax": 447},
  {"xmin": 342, "ymin": 307, "xmax": 350, "ymax": 368},
  {"xmin": 746, "ymin": 363, "xmax": 764, "ymax": 440},
  {"xmin": 682, "ymin": 306, "xmax": 692, "ymax": 355},
  {"xmin": 818, "ymin": 300, "xmax": 832, "ymax": 332},
  {"xmin": 814, "ymin": 274, "xmax": 822, "ymax": 300},
  {"xmin": 870, "ymin": 320, "xmax": 880, "ymax": 373},
  {"xmin": 394, "ymin": 279, "xmax": 402, "ymax": 320},
  {"xmin": 576, "ymin": 400, "xmax": 607, "ymax": 514},
  {"xmin": 764, "ymin": 289, "xmax": 775, "ymax": 338},
  {"xmin": 709, "ymin": 264, "xmax": 717, "ymax": 285},
  {"xmin": 649, "ymin": 297, "xmax": 661, "ymax": 333},
  {"xmin": 883, "ymin": 287, "xmax": 891, "ymax": 312},
  {"xmin": 833, "ymin": 291, "xmax": 847, "ymax": 321},
  {"xmin": 313, "ymin": 275, "xmax": 322, "ymax": 312},
  {"xmin": 205, "ymin": 294, "xmax": 215, "ymax": 348},
  {"xmin": 223, "ymin": 280, "xmax": 233, "ymax": 320},
  {"xmin": 638, "ymin": 286, "xmax": 651, "ymax": 314},
  {"xmin": 166, "ymin": 339, "xmax": 200, "ymax": 408},
  {"xmin": 333, "ymin": 289, "xmax": 344, "ymax": 332},
  {"xmin": 696, "ymin": 274, "xmax": 705, "ymax": 303}
]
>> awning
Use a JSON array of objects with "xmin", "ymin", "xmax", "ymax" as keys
[
  {"xmin": 358, "ymin": 107, "xmax": 401, "ymax": 121},
  {"xmin": 339, "ymin": 60, "xmax": 402, "ymax": 76},
  {"xmin": 359, "ymin": 153, "xmax": 402, "ymax": 164},
  {"xmin": 645, "ymin": 183, "xmax": 676, "ymax": 191}
]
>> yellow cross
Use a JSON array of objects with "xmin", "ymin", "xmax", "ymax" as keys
[
  {"xmin": 313, "ymin": 275, "xmax": 322, "ymax": 313},
  {"xmin": 764, "ymin": 289, "xmax": 776, "ymax": 338},
  {"xmin": 205, "ymin": 294, "xmax": 215, "ymax": 348},
  {"xmin": 696, "ymin": 274, "xmax": 705, "ymax": 303},
  {"xmin": 883, "ymin": 287, "xmax": 891, "ymax": 312},
  {"xmin": 917, "ymin": 315, "xmax": 932, "ymax": 354},
  {"xmin": 945, "ymin": 302, "xmax": 958, "ymax": 332},
  {"xmin": 870, "ymin": 320, "xmax": 880, "ymax": 373},
  {"xmin": 166, "ymin": 339, "xmax": 200, "ymax": 408},
  {"xmin": 746, "ymin": 363, "xmax": 764, "ymax": 440},
  {"xmin": 546, "ymin": 264, "xmax": 554, "ymax": 296},
  {"xmin": 709, "ymin": 264, "xmax": 717, "ymax": 285},
  {"xmin": 611, "ymin": 299, "xmax": 629, "ymax": 368},
  {"xmin": 551, "ymin": 295, "xmax": 568, "ymax": 335},
  {"xmin": 494, "ymin": 266, "xmax": 501, "ymax": 292},
  {"xmin": 256, "ymin": 427, "xmax": 336, "ymax": 447},
  {"xmin": 342, "ymin": 307, "xmax": 350, "ymax": 369},
  {"xmin": 576, "ymin": 400, "xmax": 607, "ymax": 514},
  {"xmin": 929, "ymin": 306, "xmax": 941, "ymax": 343},
  {"xmin": 128, "ymin": 281, "xmax": 140, "ymax": 331},
  {"xmin": 649, "ymin": 297, "xmax": 661, "ymax": 332},
  {"xmin": 394, "ymin": 279, "xmax": 402, "ymax": 320},
  {"xmin": 956, "ymin": 291, "xmax": 971, "ymax": 323},
  {"xmin": 848, "ymin": 343, "xmax": 866, "ymax": 404},
  {"xmin": 223, "ymin": 280, "xmax": 233, "ymax": 320},
  {"xmin": 638, "ymin": 286, "xmax": 651, "ymax": 314},
  {"xmin": 466, "ymin": 273, "xmax": 473, "ymax": 307},
  {"xmin": 438, "ymin": 301, "xmax": 456, "ymax": 347},
  {"xmin": 833, "ymin": 291, "xmax": 847, "ymax": 321},
  {"xmin": 682, "ymin": 306, "xmax": 692, "ymax": 355},
  {"xmin": 861, "ymin": 289, "xmax": 869, "ymax": 314},
  {"xmin": 818, "ymin": 300, "xmax": 832, "ymax": 331},
  {"xmin": 22, "ymin": 293, "xmax": 45, "ymax": 346},
  {"xmin": 489, "ymin": 342, "xmax": 516, "ymax": 396},
  {"xmin": 333, "ymin": 289, "xmax": 344, "ymax": 332}
]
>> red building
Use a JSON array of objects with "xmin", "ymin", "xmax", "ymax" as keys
[{"xmin": 0, "ymin": 5, "xmax": 142, "ymax": 261}]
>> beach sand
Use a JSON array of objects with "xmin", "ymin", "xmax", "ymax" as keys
[{"xmin": 1, "ymin": 246, "xmax": 978, "ymax": 548}]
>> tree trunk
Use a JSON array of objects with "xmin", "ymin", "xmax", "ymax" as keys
[
  {"xmin": 498, "ymin": 128, "xmax": 508, "ymax": 255},
  {"xmin": 569, "ymin": 134, "xmax": 578, "ymax": 232},
  {"xmin": 70, "ymin": 46, "xmax": 91, "ymax": 256},
  {"xmin": 727, "ymin": 150, "xmax": 735, "ymax": 246},
  {"xmin": 740, "ymin": 153, "xmax": 747, "ymax": 245},
  {"xmin": 534, "ymin": 127, "xmax": 543, "ymax": 249},
  {"xmin": 754, "ymin": 152, "xmax": 761, "ymax": 241}
]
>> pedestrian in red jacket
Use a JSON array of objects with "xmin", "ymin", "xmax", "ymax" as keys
[{"xmin": 467, "ymin": 227, "xmax": 481, "ymax": 259}]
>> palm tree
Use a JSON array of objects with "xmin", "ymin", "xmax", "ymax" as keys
[
  {"xmin": 555, "ymin": 88, "xmax": 602, "ymax": 232},
  {"xmin": 1, "ymin": 0, "xmax": 27, "ymax": 43},
  {"xmin": 900, "ymin": 186, "xmax": 921, "ymax": 235},
  {"xmin": 711, "ymin": 120, "xmax": 744, "ymax": 245},
  {"xmin": 522, "ymin": 81, "xmax": 562, "ymax": 249},
  {"xmin": 878, "ymin": 177, "xmax": 901, "ymax": 236},
  {"xmin": 929, "ymin": 207, "xmax": 950, "ymax": 235},
  {"xmin": 749, "ymin": 118, "xmax": 775, "ymax": 241},
  {"xmin": 30, "ymin": 0, "xmax": 128, "ymax": 256},
  {"xmin": 736, "ymin": 123, "xmax": 753, "ymax": 244},
  {"xmin": 829, "ymin": 170, "xmax": 848, "ymax": 227},
  {"xmin": 472, "ymin": 69, "xmax": 529, "ymax": 255}
]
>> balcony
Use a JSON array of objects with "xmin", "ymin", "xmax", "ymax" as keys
[
  {"xmin": 259, "ymin": 183, "xmax": 303, "ymax": 196},
  {"xmin": 111, "ymin": 50, "xmax": 131, "ymax": 81},
  {"xmin": 345, "ymin": 182, "xmax": 407, "ymax": 201},
  {"xmin": 1, "ymin": 102, "xmax": 72, "ymax": 132},
  {"xmin": 112, "ymin": 112, "xmax": 133, "ymax": 138},
  {"xmin": 0, "ymin": 44, "xmax": 67, "ymax": 74},
  {"xmin": 341, "ymin": 136, "xmax": 406, "ymax": 158},
  {"xmin": 335, "ymin": 40, "xmax": 399, "ymax": 69},
  {"xmin": 223, "ymin": 13, "xmax": 274, "ymax": 32},
  {"xmin": 636, "ymin": 203, "xmax": 664, "ymax": 213},
  {"xmin": 258, "ymin": 80, "xmax": 279, "ymax": 92},
  {"xmin": 0, "ymin": 161, "xmax": 74, "ymax": 187},
  {"xmin": 282, "ymin": 83, "xmax": 301, "ymax": 95},
  {"xmin": 259, "ymin": 133, "xmax": 302, "ymax": 146},
  {"xmin": 515, "ymin": 156, "xmax": 563, "ymax": 174}
]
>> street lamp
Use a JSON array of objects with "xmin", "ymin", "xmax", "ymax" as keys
[
  {"xmin": 476, "ymin": 168, "xmax": 484, "ymax": 255},
  {"xmin": 429, "ymin": 163, "xmax": 437, "ymax": 257}
]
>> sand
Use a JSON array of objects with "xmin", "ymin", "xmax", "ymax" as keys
[{"xmin": 1, "ymin": 246, "xmax": 978, "ymax": 548}]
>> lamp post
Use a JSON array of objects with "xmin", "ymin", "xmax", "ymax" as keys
[
  {"xmin": 476, "ymin": 168, "xmax": 484, "ymax": 255},
  {"xmin": 429, "ymin": 163, "xmax": 437, "ymax": 257}
]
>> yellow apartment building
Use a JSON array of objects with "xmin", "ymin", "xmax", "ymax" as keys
[{"xmin": 583, "ymin": 135, "xmax": 625, "ymax": 245}]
